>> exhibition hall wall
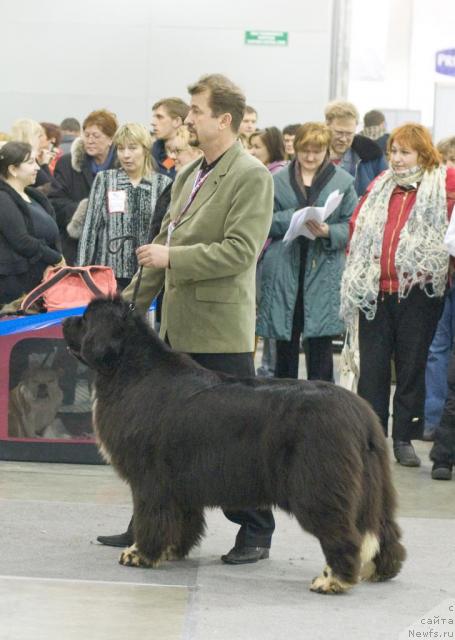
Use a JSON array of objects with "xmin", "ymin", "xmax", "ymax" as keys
[
  {"xmin": 2, "ymin": 0, "xmax": 455, "ymax": 133},
  {"xmin": 1, "ymin": 0, "xmax": 336, "ymax": 131}
]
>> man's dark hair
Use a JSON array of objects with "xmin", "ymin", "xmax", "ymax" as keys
[
  {"xmin": 152, "ymin": 98, "xmax": 190, "ymax": 122},
  {"xmin": 60, "ymin": 117, "xmax": 81, "ymax": 133},
  {"xmin": 283, "ymin": 123, "xmax": 301, "ymax": 137},
  {"xmin": 188, "ymin": 74, "xmax": 246, "ymax": 133}
]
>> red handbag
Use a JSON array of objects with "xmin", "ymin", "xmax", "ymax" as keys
[{"xmin": 20, "ymin": 265, "xmax": 117, "ymax": 312}]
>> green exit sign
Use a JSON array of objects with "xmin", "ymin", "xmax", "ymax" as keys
[{"xmin": 245, "ymin": 30, "xmax": 288, "ymax": 47}]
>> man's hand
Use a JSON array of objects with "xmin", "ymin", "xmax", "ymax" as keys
[
  {"xmin": 305, "ymin": 221, "xmax": 329, "ymax": 238},
  {"xmin": 136, "ymin": 244, "xmax": 170, "ymax": 268}
]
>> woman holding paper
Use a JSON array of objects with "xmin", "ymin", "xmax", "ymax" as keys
[
  {"xmin": 256, "ymin": 122, "xmax": 358, "ymax": 380},
  {"xmin": 340, "ymin": 123, "xmax": 455, "ymax": 467},
  {"xmin": 75, "ymin": 123, "xmax": 171, "ymax": 289}
]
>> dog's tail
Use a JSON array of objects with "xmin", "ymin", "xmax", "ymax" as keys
[{"xmin": 356, "ymin": 402, "xmax": 406, "ymax": 582}]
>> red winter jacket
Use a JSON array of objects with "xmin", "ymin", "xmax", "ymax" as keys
[{"xmin": 349, "ymin": 167, "xmax": 455, "ymax": 293}]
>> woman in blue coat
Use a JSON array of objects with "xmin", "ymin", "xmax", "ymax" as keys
[{"xmin": 256, "ymin": 122, "xmax": 358, "ymax": 380}]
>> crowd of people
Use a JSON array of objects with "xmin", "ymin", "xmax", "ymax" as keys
[{"xmin": 1, "ymin": 79, "xmax": 454, "ymax": 536}]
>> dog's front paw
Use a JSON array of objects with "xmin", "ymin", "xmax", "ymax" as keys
[
  {"xmin": 161, "ymin": 546, "xmax": 181, "ymax": 561},
  {"xmin": 310, "ymin": 566, "xmax": 353, "ymax": 595},
  {"xmin": 119, "ymin": 543, "xmax": 158, "ymax": 568}
]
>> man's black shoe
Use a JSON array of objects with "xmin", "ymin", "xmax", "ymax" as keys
[
  {"xmin": 431, "ymin": 464, "xmax": 453, "ymax": 480},
  {"xmin": 221, "ymin": 546, "xmax": 270, "ymax": 565},
  {"xmin": 97, "ymin": 518, "xmax": 134, "ymax": 547},
  {"xmin": 393, "ymin": 441, "xmax": 421, "ymax": 467}
]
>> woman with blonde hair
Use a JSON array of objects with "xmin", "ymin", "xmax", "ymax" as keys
[
  {"xmin": 256, "ymin": 122, "xmax": 358, "ymax": 380},
  {"xmin": 10, "ymin": 118, "xmax": 53, "ymax": 191},
  {"xmin": 75, "ymin": 123, "xmax": 172, "ymax": 289},
  {"xmin": 340, "ymin": 123, "xmax": 455, "ymax": 467}
]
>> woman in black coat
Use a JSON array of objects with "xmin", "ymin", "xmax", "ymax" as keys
[{"xmin": 0, "ymin": 142, "xmax": 62, "ymax": 305}]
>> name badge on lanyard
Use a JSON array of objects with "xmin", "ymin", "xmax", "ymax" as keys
[{"xmin": 166, "ymin": 167, "xmax": 212, "ymax": 246}]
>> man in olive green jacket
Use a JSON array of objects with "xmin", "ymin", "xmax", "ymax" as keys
[{"xmin": 97, "ymin": 74, "xmax": 275, "ymax": 565}]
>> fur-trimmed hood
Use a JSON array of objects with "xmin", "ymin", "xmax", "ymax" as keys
[
  {"xmin": 68, "ymin": 137, "xmax": 117, "ymax": 172},
  {"xmin": 69, "ymin": 137, "xmax": 87, "ymax": 173}
]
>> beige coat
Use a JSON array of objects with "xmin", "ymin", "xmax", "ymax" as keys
[{"xmin": 123, "ymin": 142, "xmax": 273, "ymax": 353}]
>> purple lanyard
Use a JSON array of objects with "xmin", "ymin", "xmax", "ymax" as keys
[
  {"xmin": 166, "ymin": 167, "xmax": 213, "ymax": 246},
  {"xmin": 179, "ymin": 168, "xmax": 213, "ymax": 218}
]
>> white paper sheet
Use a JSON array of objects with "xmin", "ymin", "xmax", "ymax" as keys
[{"xmin": 283, "ymin": 189, "xmax": 344, "ymax": 243}]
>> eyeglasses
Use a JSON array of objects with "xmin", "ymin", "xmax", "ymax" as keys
[
  {"xmin": 83, "ymin": 132, "xmax": 104, "ymax": 141},
  {"xmin": 332, "ymin": 130, "xmax": 356, "ymax": 139}
]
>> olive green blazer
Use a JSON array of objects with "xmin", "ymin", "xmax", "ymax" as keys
[{"xmin": 123, "ymin": 141, "xmax": 273, "ymax": 353}]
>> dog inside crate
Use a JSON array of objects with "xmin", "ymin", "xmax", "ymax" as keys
[{"xmin": 8, "ymin": 338, "xmax": 94, "ymax": 439}]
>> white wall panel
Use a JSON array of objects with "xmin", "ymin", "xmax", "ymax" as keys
[{"xmin": 0, "ymin": 0, "xmax": 335, "ymax": 131}]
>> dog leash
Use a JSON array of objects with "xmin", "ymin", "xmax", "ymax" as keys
[{"xmin": 108, "ymin": 235, "xmax": 143, "ymax": 312}]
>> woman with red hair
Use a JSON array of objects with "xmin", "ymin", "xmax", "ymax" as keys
[
  {"xmin": 48, "ymin": 109, "xmax": 118, "ymax": 265},
  {"xmin": 340, "ymin": 123, "xmax": 455, "ymax": 467}
]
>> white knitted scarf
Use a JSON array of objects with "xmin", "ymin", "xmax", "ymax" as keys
[{"xmin": 340, "ymin": 165, "xmax": 449, "ymax": 324}]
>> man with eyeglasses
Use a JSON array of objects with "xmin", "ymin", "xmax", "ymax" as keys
[{"xmin": 325, "ymin": 100, "xmax": 387, "ymax": 196}]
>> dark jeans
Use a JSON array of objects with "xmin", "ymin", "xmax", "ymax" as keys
[
  {"xmin": 184, "ymin": 350, "xmax": 275, "ymax": 549},
  {"xmin": 358, "ymin": 288, "xmax": 443, "ymax": 441},
  {"xmin": 275, "ymin": 270, "xmax": 333, "ymax": 381},
  {"xmin": 431, "ymin": 340, "xmax": 455, "ymax": 466}
]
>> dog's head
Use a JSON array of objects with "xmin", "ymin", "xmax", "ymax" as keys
[
  {"xmin": 63, "ymin": 297, "xmax": 131, "ymax": 373},
  {"xmin": 18, "ymin": 366, "xmax": 62, "ymax": 405}
]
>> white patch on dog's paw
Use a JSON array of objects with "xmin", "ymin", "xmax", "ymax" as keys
[
  {"xmin": 310, "ymin": 565, "xmax": 353, "ymax": 594},
  {"xmin": 161, "ymin": 546, "xmax": 180, "ymax": 561},
  {"xmin": 119, "ymin": 543, "xmax": 157, "ymax": 568}
]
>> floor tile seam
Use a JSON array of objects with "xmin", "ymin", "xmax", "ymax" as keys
[
  {"xmin": 0, "ymin": 573, "xmax": 191, "ymax": 590},
  {"xmin": 397, "ymin": 515, "xmax": 455, "ymax": 522}
]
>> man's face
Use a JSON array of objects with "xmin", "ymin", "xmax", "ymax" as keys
[
  {"xmin": 239, "ymin": 112, "xmax": 257, "ymax": 136},
  {"xmin": 185, "ymin": 90, "xmax": 222, "ymax": 149},
  {"xmin": 151, "ymin": 106, "xmax": 180, "ymax": 141},
  {"xmin": 327, "ymin": 117, "xmax": 357, "ymax": 157},
  {"xmin": 283, "ymin": 134, "xmax": 296, "ymax": 157}
]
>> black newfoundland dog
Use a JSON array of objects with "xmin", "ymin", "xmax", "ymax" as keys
[{"xmin": 63, "ymin": 298, "xmax": 405, "ymax": 594}]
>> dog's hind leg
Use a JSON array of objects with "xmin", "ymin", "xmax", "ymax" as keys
[
  {"xmin": 365, "ymin": 476, "xmax": 406, "ymax": 582},
  {"xmin": 310, "ymin": 525, "xmax": 362, "ymax": 595},
  {"xmin": 356, "ymin": 423, "xmax": 406, "ymax": 582},
  {"xmin": 291, "ymin": 502, "xmax": 362, "ymax": 594}
]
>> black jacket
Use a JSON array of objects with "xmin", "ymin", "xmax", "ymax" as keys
[
  {"xmin": 48, "ymin": 141, "xmax": 117, "ymax": 264},
  {"xmin": 0, "ymin": 181, "xmax": 61, "ymax": 302}
]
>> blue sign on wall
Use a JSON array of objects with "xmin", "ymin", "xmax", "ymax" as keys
[{"xmin": 436, "ymin": 49, "xmax": 455, "ymax": 76}]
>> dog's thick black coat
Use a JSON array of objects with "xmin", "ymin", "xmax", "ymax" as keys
[{"xmin": 63, "ymin": 298, "xmax": 405, "ymax": 593}]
